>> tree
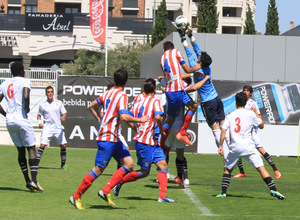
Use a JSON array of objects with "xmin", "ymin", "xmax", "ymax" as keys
[
  {"xmin": 265, "ymin": 0, "xmax": 279, "ymax": 35},
  {"xmin": 243, "ymin": 4, "xmax": 256, "ymax": 35},
  {"xmin": 151, "ymin": 0, "xmax": 168, "ymax": 47},
  {"xmin": 61, "ymin": 42, "xmax": 151, "ymax": 77},
  {"xmin": 197, "ymin": 0, "xmax": 218, "ymax": 33}
]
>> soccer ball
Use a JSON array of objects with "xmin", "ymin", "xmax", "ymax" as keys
[{"xmin": 175, "ymin": 15, "xmax": 188, "ymax": 29}]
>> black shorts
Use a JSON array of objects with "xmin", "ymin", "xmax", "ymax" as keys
[{"xmin": 201, "ymin": 96, "xmax": 225, "ymax": 126}]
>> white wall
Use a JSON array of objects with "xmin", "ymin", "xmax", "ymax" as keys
[{"xmin": 197, "ymin": 123, "xmax": 300, "ymax": 156}]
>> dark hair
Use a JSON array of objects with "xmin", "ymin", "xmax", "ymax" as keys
[
  {"xmin": 10, "ymin": 61, "xmax": 24, "ymax": 77},
  {"xmin": 199, "ymin": 52, "xmax": 212, "ymax": 68},
  {"xmin": 243, "ymin": 84, "xmax": 253, "ymax": 94},
  {"xmin": 114, "ymin": 68, "xmax": 128, "ymax": 87},
  {"xmin": 107, "ymin": 83, "xmax": 115, "ymax": 90},
  {"xmin": 45, "ymin": 86, "xmax": 54, "ymax": 94},
  {"xmin": 183, "ymin": 77, "xmax": 192, "ymax": 86},
  {"xmin": 144, "ymin": 78, "xmax": 156, "ymax": 94},
  {"xmin": 163, "ymin": 41, "xmax": 174, "ymax": 51},
  {"xmin": 235, "ymin": 92, "xmax": 247, "ymax": 107}
]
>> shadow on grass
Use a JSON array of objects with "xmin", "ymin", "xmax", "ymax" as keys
[
  {"xmin": 0, "ymin": 187, "xmax": 39, "ymax": 193},
  {"xmin": 125, "ymin": 196, "xmax": 157, "ymax": 201},
  {"xmin": 212, "ymin": 194, "xmax": 270, "ymax": 200},
  {"xmin": 38, "ymin": 166, "xmax": 61, "ymax": 170},
  {"xmin": 89, "ymin": 205, "xmax": 126, "ymax": 210}
]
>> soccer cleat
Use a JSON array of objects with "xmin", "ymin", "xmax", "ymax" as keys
[
  {"xmin": 167, "ymin": 172, "xmax": 170, "ymax": 179},
  {"xmin": 61, "ymin": 165, "xmax": 68, "ymax": 170},
  {"xmin": 113, "ymin": 184, "xmax": 122, "ymax": 197},
  {"xmin": 174, "ymin": 176, "xmax": 185, "ymax": 188},
  {"xmin": 270, "ymin": 190, "xmax": 286, "ymax": 200},
  {"xmin": 274, "ymin": 170, "xmax": 281, "ymax": 179},
  {"xmin": 69, "ymin": 195, "xmax": 84, "ymax": 209},
  {"xmin": 35, "ymin": 182, "xmax": 44, "ymax": 192},
  {"xmin": 185, "ymin": 23, "xmax": 193, "ymax": 38},
  {"xmin": 233, "ymin": 173, "xmax": 246, "ymax": 178},
  {"xmin": 176, "ymin": 133, "xmax": 193, "ymax": 146},
  {"xmin": 183, "ymin": 179, "xmax": 190, "ymax": 186},
  {"xmin": 158, "ymin": 197, "xmax": 177, "ymax": 203},
  {"xmin": 26, "ymin": 181, "xmax": 37, "ymax": 192},
  {"xmin": 98, "ymin": 190, "xmax": 116, "ymax": 206},
  {"xmin": 216, "ymin": 194, "xmax": 226, "ymax": 198}
]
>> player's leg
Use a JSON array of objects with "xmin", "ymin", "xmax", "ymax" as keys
[
  {"xmin": 155, "ymin": 146, "xmax": 177, "ymax": 203},
  {"xmin": 57, "ymin": 130, "xmax": 68, "ymax": 169},
  {"xmin": 174, "ymin": 143, "xmax": 186, "ymax": 188},
  {"xmin": 247, "ymin": 154, "xmax": 285, "ymax": 200},
  {"xmin": 233, "ymin": 158, "xmax": 246, "ymax": 178},
  {"xmin": 27, "ymin": 145, "xmax": 43, "ymax": 191},
  {"xmin": 117, "ymin": 133, "xmax": 128, "ymax": 169},
  {"xmin": 16, "ymin": 147, "xmax": 31, "ymax": 185},
  {"xmin": 37, "ymin": 129, "xmax": 50, "ymax": 164},
  {"xmin": 160, "ymin": 114, "xmax": 175, "ymax": 148},
  {"xmin": 216, "ymin": 153, "xmax": 238, "ymax": 198},
  {"xmin": 258, "ymin": 147, "xmax": 281, "ymax": 179}
]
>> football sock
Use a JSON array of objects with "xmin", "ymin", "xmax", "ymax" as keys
[
  {"xmin": 183, "ymin": 157, "xmax": 188, "ymax": 179},
  {"xmin": 60, "ymin": 149, "xmax": 67, "ymax": 167},
  {"xmin": 18, "ymin": 157, "xmax": 30, "ymax": 183},
  {"xmin": 175, "ymin": 158, "xmax": 184, "ymax": 179},
  {"xmin": 117, "ymin": 160, "xmax": 123, "ymax": 170},
  {"xmin": 119, "ymin": 170, "xmax": 143, "ymax": 185},
  {"xmin": 263, "ymin": 152, "xmax": 278, "ymax": 171},
  {"xmin": 102, "ymin": 166, "xmax": 131, "ymax": 194},
  {"xmin": 73, "ymin": 171, "xmax": 97, "ymax": 199},
  {"xmin": 237, "ymin": 158, "xmax": 245, "ymax": 174},
  {"xmin": 221, "ymin": 173, "xmax": 231, "ymax": 194},
  {"xmin": 29, "ymin": 158, "xmax": 39, "ymax": 183},
  {"xmin": 157, "ymin": 170, "xmax": 168, "ymax": 199},
  {"xmin": 36, "ymin": 147, "xmax": 45, "ymax": 162},
  {"xmin": 263, "ymin": 176, "xmax": 277, "ymax": 191},
  {"xmin": 180, "ymin": 111, "xmax": 194, "ymax": 136}
]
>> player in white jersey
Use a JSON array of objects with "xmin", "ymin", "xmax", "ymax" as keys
[
  {"xmin": 216, "ymin": 92, "xmax": 285, "ymax": 200},
  {"xmin": 36, "ymin": 86, "xmax": 68, "ymax": 170},
  {"xmin": 0, "ymin": 61, "xmax": 43, "ymax": 191},
  {"xmin": 233, "ymin": 85, "xmax": 281, "ymax": 179}
]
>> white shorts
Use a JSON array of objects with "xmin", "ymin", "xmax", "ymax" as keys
[
  {"xmin": 252, "ymin": 130, "xmax": 262, "ymax": 148},
  {"xmin": 225, "ymin": 151, "xmax": 264, "ymax": 170},
  {"xmin": 165, "ymin": 120, "xmax": 185, "ymax": 149},
  {"xmin": 7, "ymin": 120, "xmax": 36, "ymax": 147},
  {"xmin": 40, "ymin": 129, "xmax": 67, "ymax": 146}
]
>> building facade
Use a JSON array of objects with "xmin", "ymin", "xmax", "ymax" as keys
[{"xmin": 0, "ymin": 0, "xmax": 255, "ymax": 69}]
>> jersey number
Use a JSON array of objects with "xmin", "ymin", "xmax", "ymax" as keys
[
  {"xmin": 7, "ymin": 83, "xmax": 14, "ymax": 99},
  {"xmin": 234, "ymin": 117, "xmax": 241, "ymax": 133},
  {"xmin": 105, "ymin": 99, "xmax": 111, "ymax": 109},
  {"xmin": 138, "ymin": 106, "xmax": 144, "ymax": 118}
]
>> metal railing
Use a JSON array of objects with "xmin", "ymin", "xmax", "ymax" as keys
[{"xmin": 0, "ymin": 68, "xmax": 60, "ymax": 87}]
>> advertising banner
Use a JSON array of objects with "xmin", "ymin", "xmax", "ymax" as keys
[
  {"xmin": 25, "ymin": 13, "xmax": 73, "ymax": 32},
  {"xmin": 90, "ymin": 0, "xmax": 106, "ymax": 43},
  {"xmin": 197, "ymin": 80, "xmax": 300, "ymax": 125}
]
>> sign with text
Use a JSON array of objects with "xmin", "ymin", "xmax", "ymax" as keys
[{"xmin": 25, "ymin": 13, "xmax": 73, "ymax": 32}]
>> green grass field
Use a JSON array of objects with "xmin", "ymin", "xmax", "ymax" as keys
[{"xmin": 0, "ymin": 145, "xmax": 299, "ymax": 219}]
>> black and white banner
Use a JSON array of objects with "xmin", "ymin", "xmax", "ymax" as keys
[{"xmin": 25, "ymin": 13, "xmax": 73, "ymax": 32}]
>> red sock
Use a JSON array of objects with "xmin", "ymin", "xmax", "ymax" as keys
[
  {"xmin": 73, "ymin": 172, "xmax": 96, "ymax": 199},
  {"xmin": 180, "ymin": 111, "xmax": 193, "ymax": 136},
  {"xmin": 157, "ymin": 171, "xmax": 168, "ymax": 199},
  {"xmin": 102, "ymin": 168, "xmax": 128, "ymax": 193},
  {"xmin": 120, "ymin": 170, "xmax": 141, "ymax": 185}
]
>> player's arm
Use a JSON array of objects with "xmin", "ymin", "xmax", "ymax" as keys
[
  {"xmin": 185, "ymin": 75, "xmax": 210, "ymax": 93},
  {"xmin": 60, "ymin": 113, "xmax": 67, "ymax": 122},
  {"xmin": 120, "ymin": 112, "xmax": 149, "ymax": 123},
  {"xmin": 89, "ymin": 99, "xmax": 102, "ymax": 123},
  {"xmin": 23, "ymin": 87, "xmax": 30, "ymax": 113},
  {"xmin": 181, "ymin": 62, "xmax": 201, "ymax": 73},
  {"xmin": 257, "ymin": 119, "xmax": 264, "ymax": 129},
  {"xmin": 218, "ymin": 128, "xmax": 227, "ymax": 156},
  {"xmin": 181, "ymin": 70, "xmax": 204, "ymax": 79},
  {"xmin": 155, "ymin": 113, "xmax": 166, "ymax": 140},
  {"xmin": 0, "ymin": 94, "xmax": 6, "ymax": 117},
  {"xmin": 37, "ymin": 114, "xmax": 44, "ymax": 128}
]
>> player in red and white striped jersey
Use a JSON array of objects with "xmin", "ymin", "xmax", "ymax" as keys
[
  {"xmin": 112, "ymin": 78, "xmax": 177, "ymax": 203},
  {"xmin": 132, "ymin": 92, "xmax": 146, "ymax": 107},
  {"xmin": 160, "ymin": 41, "xmax": 201, "ymax": 148},
  {"xmin": 70, "ymin": 68, "xmax": 149, "ymax": 209}
]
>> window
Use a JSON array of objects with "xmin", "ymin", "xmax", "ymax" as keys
[
  {"xmin": 8, "ymin": 0, "xmax": 21, "ymax": 4},
  {"xmin": 8, "ymin": 7, "xmax": 20, "ymax": 14},
  {"xmin": 65, "ymin": 8, "xmax": 78, "ymax": 14},
  {"xmin": 122, "ymin": 10, "xmax": 137, "ymax": 18},
  {"xmin": 123, "ymin": 0, "xmax": 138, "ymax": 8},
  {"xmin": 26, "ymin": 5, "xmax": 37, "ymax": 13}
]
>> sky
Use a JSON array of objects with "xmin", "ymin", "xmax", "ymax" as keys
[{"xmin": 255, "ymin": 0, "xmax": 300, "ymax": 34}]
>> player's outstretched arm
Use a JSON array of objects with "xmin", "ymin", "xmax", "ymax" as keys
[
  {"xmin": 89, "ymin": 100, "xmax": 102, "ymax": 122},
  {"xmin": 0, "ymin": 94, "xmax": 6, "ymax": 117},
  {"xmin": 120, "ymin": 113, "xmax": 149, "ymax": 123},
  {"xmin": 218, "ymin": 128, "xmax": 227, "ymax": 156},
  {"xmin": 185, "ymin": 75, "xmax": 210, "ymax": 93}
]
